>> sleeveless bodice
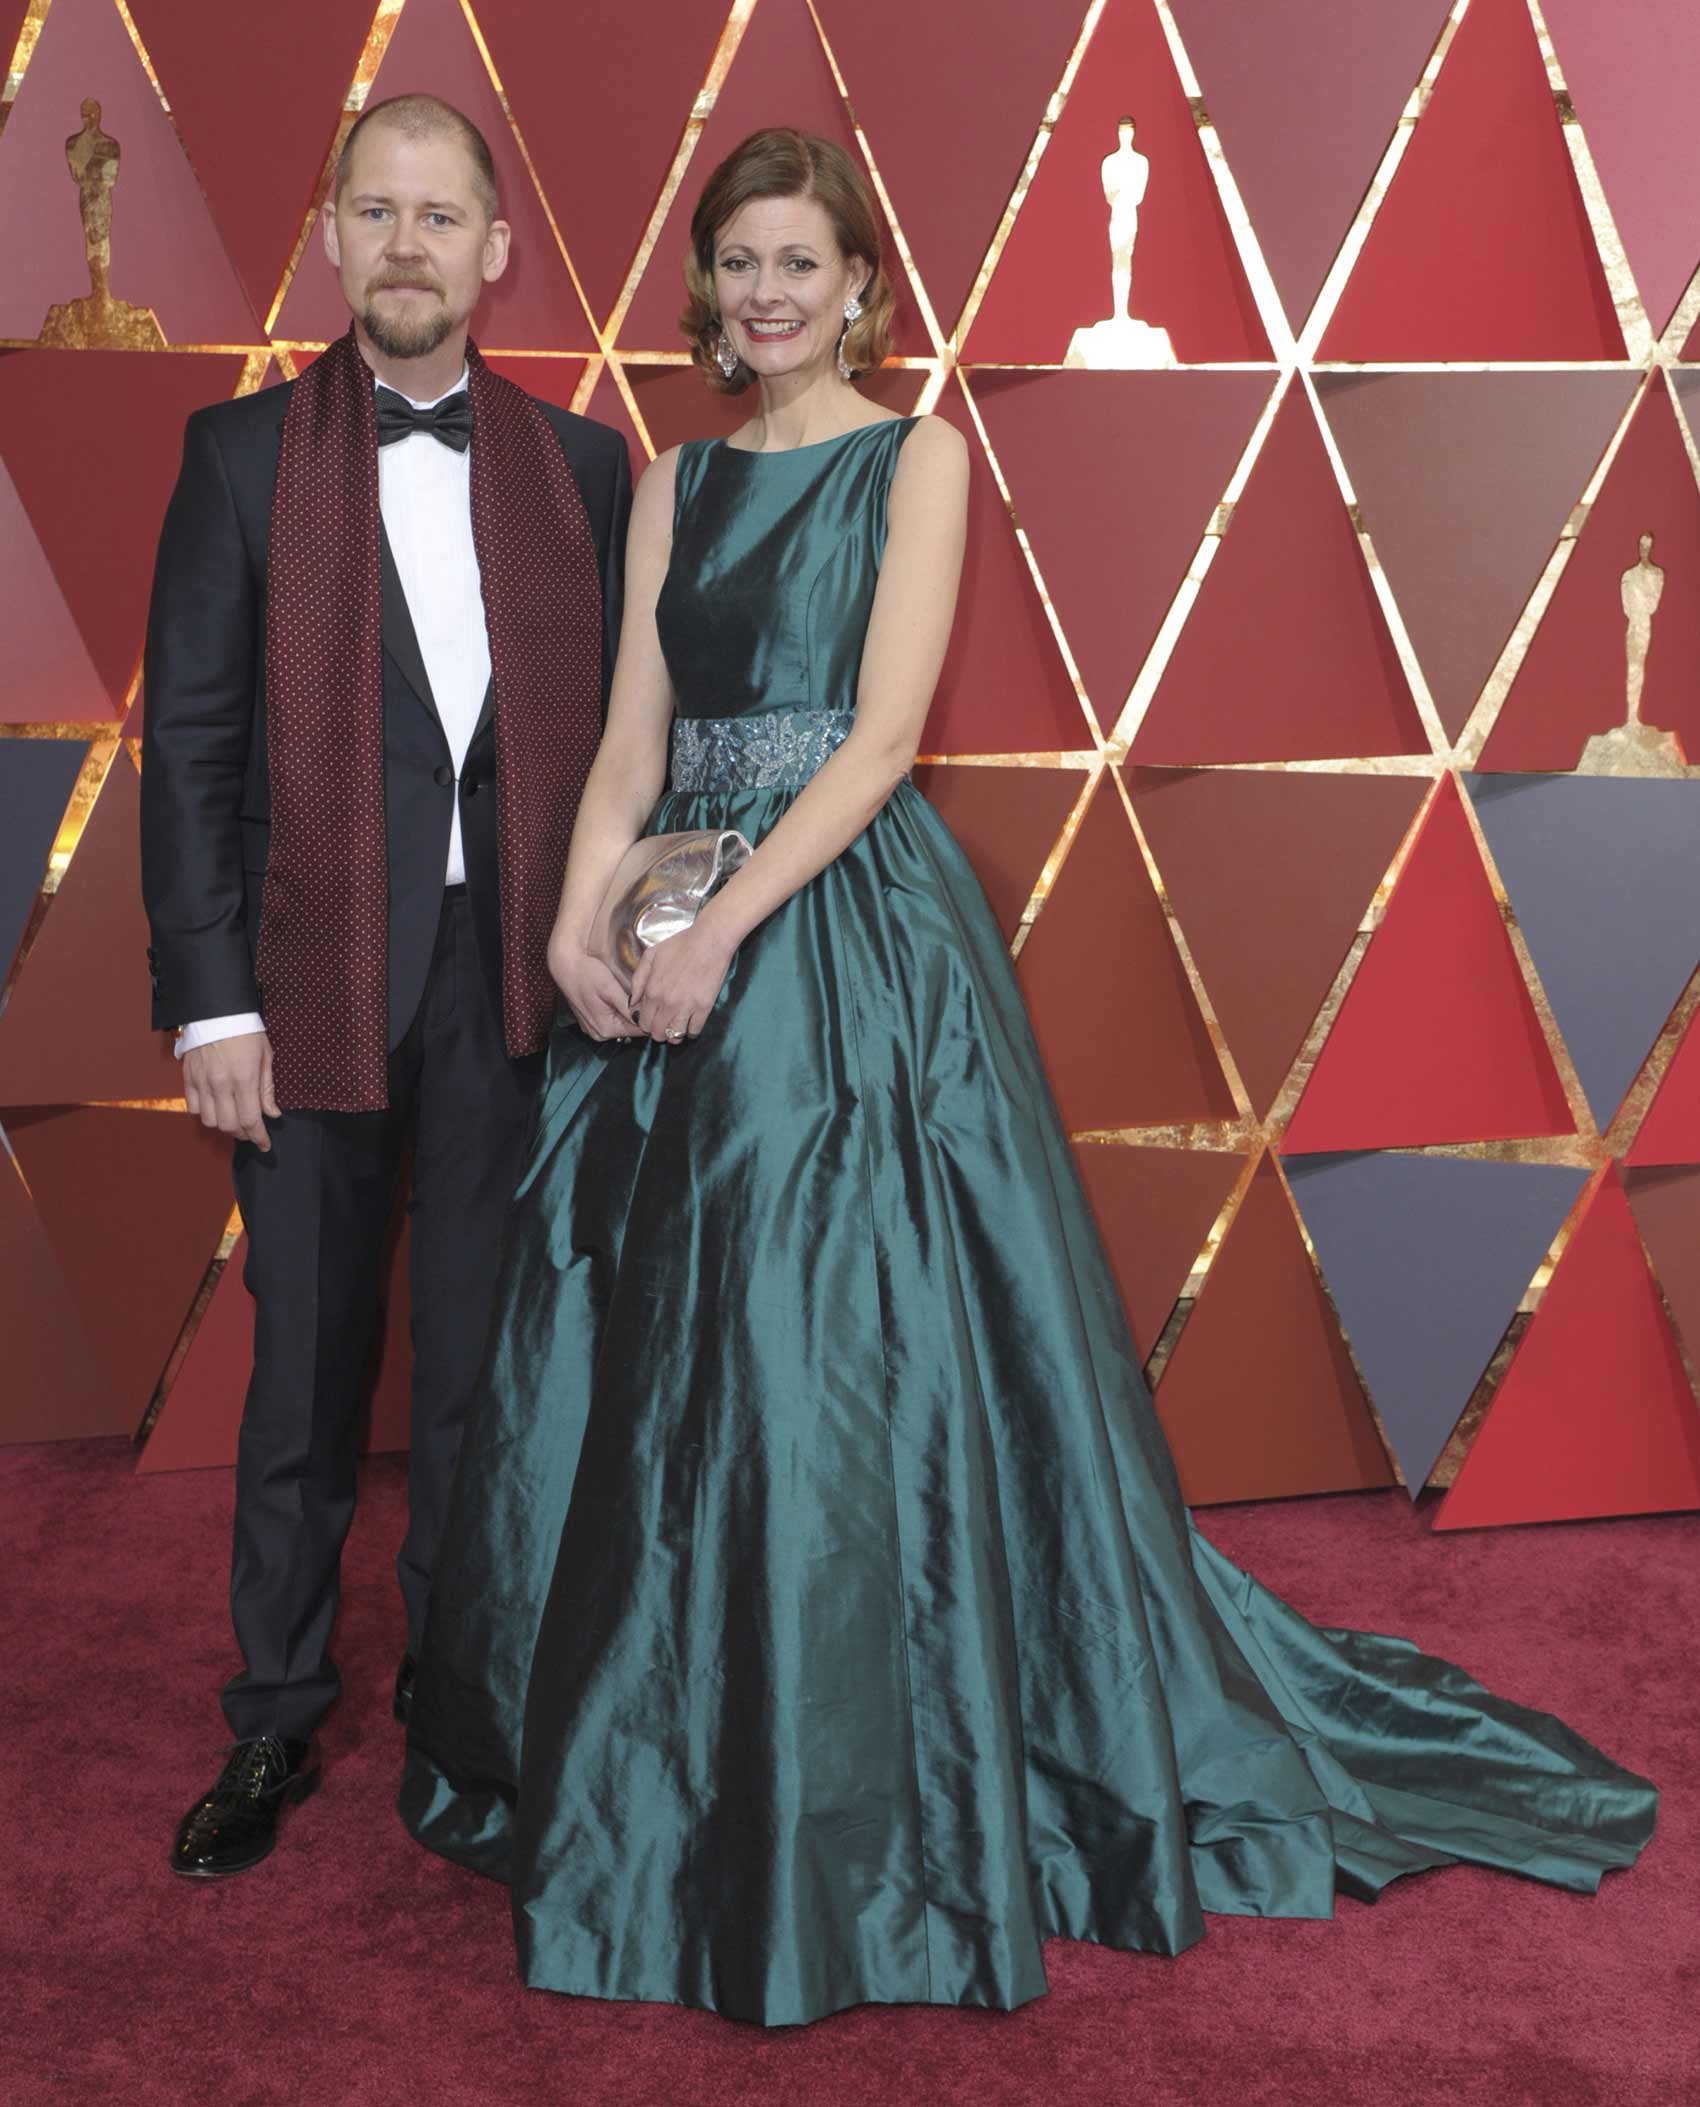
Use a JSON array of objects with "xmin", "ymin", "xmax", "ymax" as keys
[{"xmin": 656, "ymin": 420, "xmax": 918, "ymax": 725}]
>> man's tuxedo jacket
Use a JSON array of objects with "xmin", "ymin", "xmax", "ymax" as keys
[{"xmin": 140, "ymin": 378, "xmax": 630, "ymax": 1052}]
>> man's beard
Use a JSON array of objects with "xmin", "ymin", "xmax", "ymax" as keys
[{"xmin": 361, "ymin": 284, "xmax": 454, "ymax": 361}]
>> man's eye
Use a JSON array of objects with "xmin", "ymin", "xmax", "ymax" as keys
[{"xmin": 426, "ymin": 214, "xmax": 452, "ymax": 228}]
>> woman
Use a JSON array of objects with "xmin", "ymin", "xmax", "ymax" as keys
[{"xmin": 401, "ymin": 128, "xmax": 1655, "ymax": 2026}]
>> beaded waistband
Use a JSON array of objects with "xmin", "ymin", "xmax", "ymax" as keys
[{"xmin": 669, "ymin": 707, "xmax": 856, "ymax": 794}]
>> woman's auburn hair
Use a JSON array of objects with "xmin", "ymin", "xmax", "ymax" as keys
[{"xmin": 679, "ymin": 127, "xmax": 896, "ymax": 394}]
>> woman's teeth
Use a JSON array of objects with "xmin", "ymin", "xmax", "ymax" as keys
[{"xmin": 744, "ymin": 320, "xmax": 804, "ymax": 340}]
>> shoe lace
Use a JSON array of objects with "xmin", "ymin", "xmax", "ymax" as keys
[{"xmin": 217, "ymin": 1734, "xmax": 289, "ymax": 1800}]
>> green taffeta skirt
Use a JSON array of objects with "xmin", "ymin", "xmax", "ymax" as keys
[{"xmin": 401, "ymin": 776, "xmax": 1656, "ymax": 2026}]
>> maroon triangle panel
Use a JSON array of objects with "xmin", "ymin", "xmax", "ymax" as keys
[
  {"xmin": 1541, "ymin": 0, "xmax": 1700, "ymax": 336},
  {"xmin": 966, "ymin": 0, "xmax": 1268, "ymax": 365},
  {"xmin": 1130, "ymin": 767, "xmax": 1428, "ymax": 1117},
  {"xmin": 925, "ymin": 385, "xmax": 1089, "ymax": 755},
  {"xmin": 125, "ymin": 0, "xmax": 373, "ymax": 325},
  {"xmin": 481, "ymin": 355, "xmax": 590, "ymax": 416},
  {"xmin": 1132, "ymin": 387, "xmax": 1428, "ymax": 762},
  {"xmin": 1015, "ymin": 778, "xmax": 1235, "ymax": 1131},
  {"xmin": 578, "ymin": 363, "xmax": 651, "ymax": 485},
  {"xmin": 1628, "ymin": 1007, "xmax": 1700, "ymax": 1166},
  {"xmin": 812, "ymin": 0, "xmax": 1085, "ymax": 336},
  {"xmin": 270, "ymin": 0, "xmax": 595, "ymax": 351},
  {"xmin": 474, "ymin": 0, "xmax": 727, "ymax": 329},
  {"xmin": 1072, "ymin": 1141, "xmax": 1243, "ymax": 1362},
  {"xmin": 0, "ymin": 1144, "xmax": 111, "ymax": 1442},
  {"xmin": 616, "ymin": 0, "xmax": 927, "ymax": 356},
  {"xmin": 1170, "ymin": 0, "xmax": 1451, "ymax": 331},
  {"xmin": 1152, "ymin": 1157, "xmax": 1393, "ymax": 1505},
  {"xmin": 1625, "ymin": 1166, "xmax": 1700, "ymax": 1386},
  {"xmin": 0, "ymin": 0, "xmax": 260, "ymax": 343},
  {"xmin": 911, "ymin": 764, "xmax": 1085, "ymax": 945},
  {"xmin": 1319, "ymin": 0, "xmax": 1624, "ymax": 359},
  {"xmin": 1317, "ymin": 372, "xmax": 1638, "ymax": 741},
  {"xmin": 0, "ymin": 351, "xmax": 249, "ymax": 713},
  {"xmin": 1282, "ymin": 776, "xmax": 1574, "ymax": 1151},
  {"xmin": 970, "ymin": 368, "xmax": 1274, "ymax": 728},
  {"xmin": 6, "ymin": 1105, "xmax": 233, "ymax": 1435},
  {"xmin": 1480, "ymin": 382, "xmax": 1700, "ymax": 771},
  {"xmin": 0, "ymin": 460, "xmax": 113, "ymax": 725},
  {"xmin": 134, "ymin": 1233, "xmax": 249, "ymax": 1472},
  {"xmin": 1437, "ymin": 1170, "xmax": 1700, "ymax": 1528},
  {"xmin": 0, "ymin": 757, "xmax": 182, "ymax": 1105},
  {"xmin": 140, "ymin": 1221, "xmax": 414, "ymax": 1472}
]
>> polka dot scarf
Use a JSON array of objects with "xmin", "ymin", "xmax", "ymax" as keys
[{"xmin": 259, "ymin": 328, "xmax": 603, "ymax": 1112}]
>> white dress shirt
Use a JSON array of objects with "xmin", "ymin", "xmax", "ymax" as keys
[{"xmin": 177, "ymin": 367, "xmax": 488, "ymax": 1058}]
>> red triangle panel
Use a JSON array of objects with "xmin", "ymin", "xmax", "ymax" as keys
[
  {"xmin": 1480, "ymin": 383, "xmax": 1700, "ymax": 772},
  {"xmin": 1319, "ymin": 0, "xmax": 1623, "ymax": 359},
  {"xmin": 270, "ymin": 0, "xmax": 595, "ymax": 351},
  {"xmin": 1318, "ymin": 372, "xmax": 1637, "ymax": 741},
  {"xmin": 578, "ymin": 363, "xmax": 650, "ymax": 485},
  {"xmin": 616, "ymin": 0, "xmax": 927, "ymax": 356},
  {"xmin": 1628, "ymin": 1008, "xmax": 1700, "ymax": 1166},
  {"xmin": 0, "ymin": 351, "xmax": 249, "ymax": 711},
  {"xmin": 126, "ymin": 0, "xmax": 373, "ymax": 324},
  {"xmin": 813, "ymin": 0, "xmax": 1084, "ymax": 335},
  {"xmin": 0, "ymin": 1144, "xmax": 110, "ymax": 1442},
  {"xmin": 1171, "ymin": 0, "xmax": 1451, "ymax": 331},
  {"xmin": 1073, "ymin": 1142, "xmax": 1243, "ymax": 1361},
  {"xmin": 1153, "ymin": 1157, "xmax": 1393, "ymax": 1504},
  {"xmin": 911, "ymin": 764, "xmax": 1084, "ymax": 946},
  {"xmin": 926, "ymin": 384, "xmax": 1089, "ymax": 756},
  {"xmin": 1282, "ymin": 776, "xmax": 1573, "ymax": 1150},
  {"xmin": 0, "ymin": 757, "xmax": 182, "ymax": 1105},
  {"xmin": 1015, "ymin": 779, "xmax": 1234, "ymax": 1131},
  {"xmin": 472, "ymin": 0, "xmax": 727, "ymax": 329},
  {"xmin": 6, "ymin": 1105, "xmax": 233, "ymax": 1431},
  {"xmin": 966, "ymin": 0, "xmax": 1267, "ymax": 364},
  {"xmin": 1132, "ymin": 388, "xmax": 1427, "ymax": 762},
  {"xmin": 971, "ymin": 368, "xmax": 1274, "ymax": 726},
  {"xmin": 1131, "ymin": 768, "xmax": 1428, "ymax": 1116},
  {"xmin": 1437, "ymin": 1170, "xmax": 1700, "ymax": 1528},
  {"xmin": 1541, "ymin": 0, "xmax": 1700, "ymax": 336},
  {"xmin": 1625, "ymin": 1166, "xmax": 1700, "ymax": 1383},
  {"xmin": 481, "ymin": 354, "xmax": 590, "ymax": 415},
  {"xmin": 0, "ymin": 460, "xmax": 113, "ymax": 725}
]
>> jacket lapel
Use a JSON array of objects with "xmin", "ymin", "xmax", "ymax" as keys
[{"xmin": 379, "ymin": 521, "xmax": 441, "ymax": 730}]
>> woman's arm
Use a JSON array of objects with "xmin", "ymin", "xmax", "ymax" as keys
[
  {"xmin": 630, "ymin": 414, "xmax": 970, "ymax": 1043},
  {"xmin": 548, "ymin": 445, "xmax": 680, "ymax": 1039}
]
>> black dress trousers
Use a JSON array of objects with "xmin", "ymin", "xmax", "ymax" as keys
[{"xmin": 224, "ymin": 889, "xmax": 539, "ymax": 1743}]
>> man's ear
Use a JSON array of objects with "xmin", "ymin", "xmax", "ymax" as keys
[
  {"xmin": 482, "ymin": 216, "xmax": 513, "ymax": 285},
  {"xmin": 321, "ymin": 197, "xmax": 342, "ymax": 270}
]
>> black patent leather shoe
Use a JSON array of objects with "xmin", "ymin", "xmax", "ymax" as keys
[
  {"xmin": 170, "ymin": 1735, "xmax": 319, "ymax": 1880},
  {"xmin": 393, "ymin": 1652, "xmax": 416, "ymax": 1726}
]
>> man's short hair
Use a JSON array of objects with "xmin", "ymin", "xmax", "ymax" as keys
[{"xmin": 335, "ymin": 93, "xmax": 499, "ymax": 220}]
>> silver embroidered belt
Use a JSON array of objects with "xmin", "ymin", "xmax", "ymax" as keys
[{"xmin": 669, "ymin": 707, "xmax": 856, "ymax": 794}]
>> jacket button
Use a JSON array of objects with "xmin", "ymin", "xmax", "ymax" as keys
[
  {"xmin": 462, "ymin": 772, "xmax": 480, "ymax": 798},
  {"xmin": 433, "ymin": 764, "xmax": 453, "ymax": 789}
]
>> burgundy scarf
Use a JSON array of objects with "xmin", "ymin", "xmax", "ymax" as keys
[{"xmin": 259, "ymin": 329, "xmax": 603, "ymax": 1111}]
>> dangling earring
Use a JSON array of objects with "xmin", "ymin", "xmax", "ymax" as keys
[
  {"xmin": 714, "ymin": 329, "xmax": 739, "ymax": 380},
  {"xmin": 837, "ymin": 292, "xmax": 864, "ymax": 381}
]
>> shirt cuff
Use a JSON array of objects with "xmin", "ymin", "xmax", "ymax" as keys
[{"xmin": 175, "ymin": 1012, "xmax": 266, "ymax": 1059}]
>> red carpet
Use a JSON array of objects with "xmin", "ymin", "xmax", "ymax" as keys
[{"xmin": 3, "ymin": 1439, "xmax": 1693, "ymax": 2105}]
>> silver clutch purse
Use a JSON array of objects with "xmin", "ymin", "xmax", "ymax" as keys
[{"xmin": 590, "ymin": 828, "xmax": 753, "ymax": 989}]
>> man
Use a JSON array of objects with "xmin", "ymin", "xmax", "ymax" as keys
[{"xmin": 141, "ymin": 93, "xmax": 630, "ymax": 1879}]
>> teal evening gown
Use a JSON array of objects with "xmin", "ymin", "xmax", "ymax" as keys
[{"xmin": 401, "ymin": 419, "xmax": 1656, "ymax": 2026}]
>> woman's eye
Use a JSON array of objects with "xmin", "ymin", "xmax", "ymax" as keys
[{"xmin": 785, "ymin": 259, "xmax": 817, "ymax": 272}]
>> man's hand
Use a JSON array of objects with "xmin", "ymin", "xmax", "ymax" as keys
[{"xmin": 181, "ymin": 1031, "xmax": 279, "ymax": 1150}]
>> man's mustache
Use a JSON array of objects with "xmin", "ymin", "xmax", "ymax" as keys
[{"xmin": 367, "ymin": 274, "xmax": 444, "ymax": 295}]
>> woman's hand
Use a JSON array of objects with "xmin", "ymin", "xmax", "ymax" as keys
[
  {"xmin": 628, "ymin": 920, "xmax": 736, "ymax": 1044},
  {"xmin": 550, "ymin": 938, "xmax": 639, "ymax": 1043}
]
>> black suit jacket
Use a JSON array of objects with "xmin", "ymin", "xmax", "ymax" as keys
[{"xmin": 140, "ymin": 375, "xmax": 631, "ymax": 1049}]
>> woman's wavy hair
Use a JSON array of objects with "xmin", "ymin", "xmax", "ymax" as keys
[{"xmin": 679, "ymin": 127, "xmax": 895, "ymax": 394}]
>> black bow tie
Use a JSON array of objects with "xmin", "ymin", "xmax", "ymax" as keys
[{"xmin": 375, "ymin": 386, "xmax": 473, "ymax": 453}]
